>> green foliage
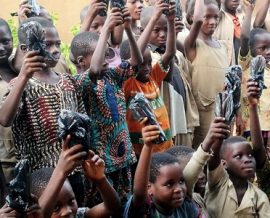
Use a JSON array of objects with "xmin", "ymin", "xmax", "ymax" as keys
[
  {"xmin": 70, "ymin": 24, "xmax": 80, "ymax": 36},
  {"xmin": 7, "ymin": 18, "xmax": 19, "ymax": 47},
  {"xmin": 60, "ymin": 42, "xmax": 77, "ymax": 75}
]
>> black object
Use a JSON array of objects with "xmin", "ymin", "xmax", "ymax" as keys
[
  {"xmin": 111, "ymin": 0, "xmax": 126, "ymax": 9},
  {"xmin": 19, "ymin": 21, "xmax": 56, "ymax": 62},
  {"xmin": 0, "ymin": 162, "xmax": 8, "ymax": 206},
  {"xmin": 99, "ymin": 0, "xmax": 109, "ymax": 17},
  {"xmin": 27, "ymin": 0, "xmax": 41, "ymax": 17},
  {"xmin": 175, "ymin": 0, "xmax": 182, "ymax": 20},
  {"xmin": 129, "ymin": 93, "xmax": 167, "ymax": 144},
  {"xmin": 58, "ymin": 109, "xmax": 91, "ymax": 152},
  {"xmin": 250, "ymin": 55, "xmax": 267, "ymax": 97},
  {"xmin": 215, "ymin": 65, "xmax": 242, "ymax": 125},
  {"xmin": 6, "ymin": 159, "xmax": 31, "ymax": 213},
  {"xmin": 163, "ymin": 0, "xmax": 170, "ymax": 15}
]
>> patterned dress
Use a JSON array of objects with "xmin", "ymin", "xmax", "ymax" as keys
[
  {"xmin": 76, "ymin": 61, "xmax": 137, "ymax": 174},
  {"xmin": 1, "ymin": 73, "xmax": 85, "ymax": 171}
]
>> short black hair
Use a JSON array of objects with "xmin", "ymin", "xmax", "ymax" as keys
[
  {"xmin": 166, "ymin": 145, "xmax": 195, "ymax": 159},
  {"xmin": 18, "ymin": 17, "xmax": 55, "ymax": 45},
  {"xmin": 150, "ymin": 152, "xmax": 179, "ymax": 183},
  {"xmin": 220, "ymin": 136, "xmax": 247, "ymax": 158},
  {"xmin": 31, "ymin": 167, "xmax": 54, "ymax": 198},
  {"xmin": 120, "ymin": 39, "xmax": 131, "ymax": 60},
  {"xmin": 70, "ymin": 31, "xmax": 99, "ymax": 60},
  {"xmin": 0, "ymin": 18, "xmax": 12, "ymax": 36},
  {"xmin": 249, "ymin": 28, "xmax": 270, "ymax": 55}
]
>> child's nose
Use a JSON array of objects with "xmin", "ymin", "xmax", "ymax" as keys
[
  {"xmin": 61, "ymin": 206, "xmax": 73, "ymax": 217},
  {"xmin": 136, "ymin": 1, "xmax": 143, "ymax": 9}
]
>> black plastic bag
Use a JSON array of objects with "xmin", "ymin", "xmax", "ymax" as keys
[
  {"xmin": 27, "ymin": 0, "xmax": 41, "ymax": 17},
  {"xmin": 58, "ymin": 110, "xmax": 91, "ymax": 152},
  {"xmin": 215, "ymin": 65, "xmax": 242, "ymax": 125},
  {"xmin": 250, "ymin": 55, "xmax": 267, "ymax": 96},
  {"xmin": 20, "ymin": 21, "xmax": 56, "ymax": 62},
  {"xmin": 129, "ymin": 93, "xmax": 167, "ymax": 144},
  {"xmin": 6, "ymin": 159, "xmax": 31, "ymax": 213},
  {"xmin": 111, "ymin": 0, "xmax": 126, "ymax": 9},
  {"xmin": 175, "ymin": 0, "xmax": 182, "ymax": 20},
  {"xmin": 98, "ymin": 0, "xmax": 109, "ymax": 17}
]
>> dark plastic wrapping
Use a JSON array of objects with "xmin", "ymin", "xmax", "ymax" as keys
[
  {"xmin": 175, "ymin": 0, "xmax": 182, "ymax": 20},
  {"xmin": 98, "ymin": 0, "xmax": 109, "ymax": 17},
  {"xmin": 111, "ymin": 0, "xmax": 126, "ymax": 9},
  {"xmin": 6, "ymin": 159, "xmax": 31, "ymax": 213},
  {"xmin": 250, "ymin": 55, "xmax": 267, "ymax": 96},
  {"xmin": 20, "ymin": 21, "xmax": 56, "ymax": 62},
  {"xmin": 163, "ymin": 0, "xmax": 170, "ymax": 15},
  {"xmin": 58, "ymin": 109, "xmax": 91, "ymax": 152},
  {"xmin": 27, "ymin": 0, "xmax": 40, "ymax": 17},
  {"xmin": 129, "ymin": 93, "xmax": 167, "ymax": 144},
  {"xmin": 215, "ymin": 65, "xmax": 242, "ymax": 125}
]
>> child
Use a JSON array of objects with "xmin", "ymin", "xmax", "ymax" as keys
[
  {"xmin": 126, "ymin": 0, "xmax": 144, "ymax": 37},
  {"xmin": 184, "ymin": 0, "xmax": 230, "ymax": 148},
  {"xmin": 140, "ymin": 2, "xmax": 200, "ymax": 147},
  {"xmin": 121, "ymin": 0, "xmax": 175, "ymax": 155},
  {"xmin": 75, "ymin": 7, "xmax": 143, "ymax": 205},
  {"xmin": 31, "ymin": 136, "xmax": 121, "ymax": 218},
  {"xmin": 205, "ymin": 80, "xmax": 270, "ymax": 217},
  {"xmin": 0, "ymin": 17, "xmax": 85, "ymax": 172},
  {"xmin": 0, "ymin": 18, "xmax": 17, "ymax": 183}
]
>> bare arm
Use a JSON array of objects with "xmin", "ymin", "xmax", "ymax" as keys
[
  {"xmin": 0, "ymin": 51, "xmax": 45, "ymax": 127},
  {"xmin": 239, "ymin": 0, "xmax": 254, "ymax": 57},
  {"xmin": 253, "ymin": 0, "xmax": 270, "ymax": 28},
  {"xmin": 246, "ymin": 79, "xmax": 266, "ymax": 169},
  {"xmin": 184, "ymin": 0, "xmax": 204, "ymax": 62},
  {"xmin": 110, "ymin": 24, "xmax": 124, "ymax": 46}
]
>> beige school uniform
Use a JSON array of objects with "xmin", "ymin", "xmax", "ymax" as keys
[
  {"xmin": 191, "ymin": 39, "xmax": 229, "ymax": 148},
  {"xmin": 205, "ymin": 164, "xmax": 270, "ymax": 218}
]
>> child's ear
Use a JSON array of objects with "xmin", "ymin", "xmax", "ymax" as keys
[
  {"xmin": 147, "ymin": 183, "xmax": 153, "ymax": 196},
  {"xmin": 221, "ymin": 159, "xmax": 227, "ymax": 169},
  {"xmin": 77, "ymin": 56, "xmax": 85, "ymax": 67},
  {"xmin": 20, "ymin": 44, "xmax": 28, "ymax": 53}
]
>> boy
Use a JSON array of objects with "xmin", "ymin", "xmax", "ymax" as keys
[
  {"xmin": 0, "ymin": 17, "xmax": 85, "ymax": 172},
  {"xmin": 0, "ymin": 18, "xmax": 17, "ymax": 182},
  {"xmin": 140, "ymin": 1, "xmax": 199, "ymax": 147},
  {"xmin": 75, "ymin": 7, "xmax": 143, "ymax": 205},
  {"xmin": 205, "ymin": 80, "xmax": 270, "ymax": 217},
  {"xmin": 31, "ymin": 136, "xmax": 121, "ymax": 218},
  {"xmin": 121, "ymin": 0, "xmax": 175, "ymax": 155}
]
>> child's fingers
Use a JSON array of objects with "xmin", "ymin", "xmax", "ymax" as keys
[
  {"xmin": 139, "ymin": 117, "xmax": 148, "ymax": 126},
  {"xmin": 71, "ymin": 151, "xmax": 88, "ymax": 161},
  {"xmin": 90, "ymin": 154, "xmax": 99, "ymax": 163},
  {"xmin": 213, "ymin": 117, "xmax": 226, "ymax": 123},
  {"xmin": 145, "ymin": 134, "xmax": 159, "ymax": 142},
  {"xmin": 95, "ymin": 158, "xmax": 104, "ymax": 166},
  {"xmin": 25, "ymin": 50, "xmax": 43, "ymax": 58},
  {"xmin": 62, "ymin": 135, "xmax": 71, "ymax": 151},
  {"xmin": 67, "ymin": 144, "xmax": 85, "ymax": 155}
]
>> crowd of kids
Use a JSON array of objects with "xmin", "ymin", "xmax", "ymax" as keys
[{"xmin": 1, "ymin": 0, "xmax": 270, "ymax": 217}]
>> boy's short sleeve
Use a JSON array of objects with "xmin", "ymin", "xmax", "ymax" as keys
[
  {"xmin": 150, "ymin": 59, "xmax": 170, "ymax": 87},
  {"xmin": 207, "ymin": 163, "xmax": 227, "ymax": 189}
]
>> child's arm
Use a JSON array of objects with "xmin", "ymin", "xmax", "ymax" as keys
[
  {"xmin": 136, "ymin": 0, "xmax": 169, "ymax": 55},
  {"xmin": 246, "ymin": 79, "xmax": 266, "ymax": 169},
  {"xmin": 110, "ymin": 24, "xmax": 124, "ymax": 47},
  {"xmin": 0, "ymin": 204, "xmax": 18, "ymax": 217},
  {"xmin": 38, "ymin": 136, "xmax": 87, "ymax": 218},
  {"xmin": 253, "ymin": 0, "xmax": 270, "ymax": 28},
  {"xmin": 122, "ymin": 7, "xmax": 143, "ymax": 66},
  {"xmin": 239, "ymin": 0, "xmax": 254, "ymax": 57},
  {"xmin": 82, "ymin": 151, "xmax": 121, "ymax": 217},
  {"xmin": 0, "ymin": 51, "xmax": 45, "ymax": 127},
  {"xmin": 90, "ymin": 7, "xmax": 123, "ymax": 75},
  {"xmin": 80, "ymin": 0, "xmax": 107, "ymax": 32},
  {"xmin": 132, "ymin": 118, "xmax": 160, "ymax": 209},
  {"xmin": 184, "ymin": 0, "xmax": 204, "ymax": 62}
]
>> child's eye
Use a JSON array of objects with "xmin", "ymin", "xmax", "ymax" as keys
[
  {"xmin": 68, "ymin": 197, "xmax": 76, "ymax": 206},
  {"xmin": 165, "ymin": 183, "xmax": 173, "ymax": 188},
  {"xmin": 248, "ymin": 153, "xmax": 253, "ymax": 158},
  {"xmin": 234, "ymin": 155, "xmax": 241, "ymax": 159},
  {"xmin": 56, "ymin": 42, "xmax": 61, "ymax": 48},
  {"xmin": 53, "ymin": 204, "xmax": 60, "ymax": 213},
  {"xmin": 179, "ymin": 179, "xmax": 185, "ymax": 185}
]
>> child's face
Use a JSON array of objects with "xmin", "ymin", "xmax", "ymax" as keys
[
  {"xmin": 200, "ymin": 4, "xmax": 219, "ymax": 36},
  {"xmin": 44, "ymin": 27, "xmax": 61, "ymax": 68},
  {"xmin": 127, "ymin": 0, "xmax": 144, "ymax": 21},
  {"xmin": 0, "ymin": 25, "xmax": 13, "ymax": 64},
  {"xmin": 149, "ymin": 16, "xmax": 167, "ymax": 48},
  {"xmin": 194, "ymin": 171, "xmax": 206, "ymax": 196},
  {"xmin": 251, "ymin": 33, "xmax": 270, "ymax": 63},
  {"xmin": 223, "ymin": 0, "xmax": 240, "ymax": 12},
  {"xmin": 89, "ymin": 15, "xmax": 106, "ymax": 34},
  {"xmin": 136, "ymin": 49, "xmax": 152, "ymax": 83},
  {"xmin": 51, "ymin": 181, "xmax": 78, "ymax": 218},
  {"xmin": 149, "ymin": 163, "xmax": 187, "ymax": 211},
  {"xmin": 223, "ymin": 142, "xmax": 256, "ymax": 179}
]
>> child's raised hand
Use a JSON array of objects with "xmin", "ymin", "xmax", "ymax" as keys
[
  {"xmin": 153, "ymin": 0, "xmax": 170, "ymax": 20},
  {"xmin": 87, "ymin": 0, "xmax": 108, "ymax": 18},
  {"xmin": 122, "ymin": 6, "xmax": 132, "ymax": 29},
  {"xmin": 247, "ymin": 78, "xmax": 261, "ymax": 107},
  {"xmin": 18, "ymin": 0, "xmax": 32, "ymax": 22},
  {"xmin": 243, "ymin": 0, "xmax": 255, "ymax": 14},
  {"xmin": 166, "ymin": 1, "xmax": 176, "ymax": 21},
  {"xmin": 19, "ymin": 51, "xmax": 46, "ymax": 79},
  {"xmin": 104, "ymin": 7, "xmax": 123, "ymax": 32},
  {"xmin": 202, "ymin": 117, "xmax": 230, "ymax": 150},
  {"xmin": 56, "ymin": 135, "xmax": 88, "ymax": 177},
  {"xmin": 83, "ymin": 150, "xmax": 106, "ymax": 182},
  {"xmin": 175, "ymin": 19, "xmax": 184, "ymax": 34},
  {"xmin": 140, "ymin": 118, "xmax": 160, "ymax": 147}
]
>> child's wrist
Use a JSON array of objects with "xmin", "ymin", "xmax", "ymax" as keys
[{"xmin": 91, "ymin": 175, "xmax": 107, "ymax": 184}]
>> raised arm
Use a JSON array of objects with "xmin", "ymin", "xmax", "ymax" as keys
[
  {"xmin": 132, "ymin": 118, "xmax": 160, "ymax": 208},
  {"xmin": 246, "ymin": 79, "xmax": 266, "ymax": 169},
  {"xmin": 122, "ymin": 7, "xmax": 143, "ymax": 66},
  {"xmin": 239, "ymin": 0, "xmax": 254, "ymax": 57},
  {"xmin": 136, "ymin": 0, "xmax": 169, "ymax": 54},
  {"xmin": 184, "ymin": 0, "xmax": 204, "ymax": 62},
  {"xmin": 253, "ymin": 0, "xmax": 270, "ymax": 28},
  {"xmin": 90, "ymin": 7, "xmax": 123, "ymax": 75},
  {"xmin": 80, "ymin": 0, "xmax": 107, "ymax": 32},
  {"xmin": 0, "ymin": 51, "xmax": 45, "ymax": 127},
  {"xmin": 83, "ymin": 151, "xmax": 121, "ymax": 218}
]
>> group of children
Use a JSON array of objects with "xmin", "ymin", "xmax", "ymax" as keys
[{"xmin": 1, "ymin": 0, "xmax": 270, "ymax": 217}]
